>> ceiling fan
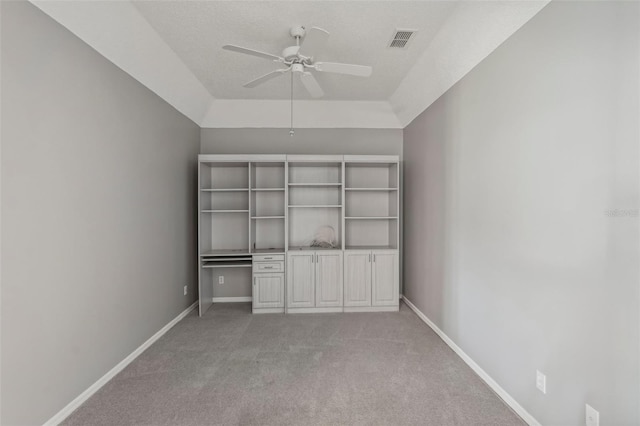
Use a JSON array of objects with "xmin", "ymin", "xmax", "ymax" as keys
[{"xmin": 222, "ymin": 25, "xmax": 373, "ymax": 98}]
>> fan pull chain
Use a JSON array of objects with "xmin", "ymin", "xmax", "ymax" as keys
[{"xmin": 289, "ymin": 69, "xmax": 294, "ymax": 137}]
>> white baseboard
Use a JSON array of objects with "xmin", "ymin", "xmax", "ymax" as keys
[
  {"xmin": 43, "ymin": 302, "xmax": 197, "ymax": 426},
  {"xmin": 401, "ymin": 296, "xmax": 541, "ymax": 426},
  {"xmin": 212, "ymin": 296, "xmax": 252, "ymax": 303}
]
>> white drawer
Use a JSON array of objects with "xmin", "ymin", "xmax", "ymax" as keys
[
  {"xmin": 254, "ymin": 262, "xmax": 284, "ymax": 273},
  {"xmin": 253, "ymin": 254, "xmax": 284, "ymax": 262}
]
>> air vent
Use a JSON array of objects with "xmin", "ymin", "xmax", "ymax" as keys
[{"xmin": 388, "ymin": 29, "xmax": 417, "ymax": 49}]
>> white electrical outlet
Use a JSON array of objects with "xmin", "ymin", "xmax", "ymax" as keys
[
  {"xmin": 536, "ymin": 370, "xmax": 546, "ymax": 394},
  {"xmin": 218, "ymin": 276, "xmax": 224, "ymax": 285},
  {"xmin": 586, "ymin": 404, "xmax": 599, "ymax": 426},
  {"xmin": 183, "ymin": 285, "xmax": 187, "ymax": 296}
]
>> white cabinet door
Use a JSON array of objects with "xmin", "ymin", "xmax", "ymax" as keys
[
  {"xmin": 372, "ymin": 251, "xmax": 399, "ymax": 306},
  {"xmin": 315, "ymin": 251, "xmax": 343, "ymax": 307},
  {"xmin": 253, "ymin": 274, "xmax": 284, "ymax": 309},
  {"xmin": 287, "ymin": 252, "xmax": 315, "ymax": 308},
  {"xmin": 344, "ymin": 251, "xmax": 372, "ymax": 307}
]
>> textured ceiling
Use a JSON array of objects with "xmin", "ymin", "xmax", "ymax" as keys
[
  {"xmin": 132, "ymin": 1, "xmax": 458, "ymax": 101},
  {"xmin": 31, "ymin": 0, "xmax": 549, "ymax": 127}
]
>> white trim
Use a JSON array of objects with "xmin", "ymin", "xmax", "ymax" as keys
[
  {"xmin": 43, "ymin": 302, "xmax": 197, "ymax": 426},
  {"xmin": 211, "ymin": 296, "xmax": 252, "ymax": 303},
  {"xmin": 343, "ymin": 155, "xmax": 399, "ymax": 163},
  {"xmin": 401, "ymin": 296, "xmax": 541, "ymax": 426},
  {"xmin": 199, "ymin": 154, "xmax": 286, "ymax": 163},
  {"xmin": 286, "ymin": 155, "xmax": 344, "ymax": 163}
]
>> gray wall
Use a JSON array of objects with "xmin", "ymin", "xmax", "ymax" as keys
[
  {"xmin": 403, "ymin": 1, "xmax": 639, "ymax": 425},
  {"xmin": 202, "ymin": 127, "xmax": 403, "ymax": 298},
  {"xmin": 201, "ymin": 128, "xmax": 402, "ymax": 156},
  {"xmin": 1, "ymin": 3, "xmax": 200, "ymax": 425}
]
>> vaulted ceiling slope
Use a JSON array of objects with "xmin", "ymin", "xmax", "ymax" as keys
[{"xmin": 30, "ymin": 0, "xmax": 549, "ymax": 129}]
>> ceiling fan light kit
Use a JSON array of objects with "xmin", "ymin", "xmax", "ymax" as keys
[{"xmin": 222, "ymin": 25, "xmax": 373, "ymax": 135}]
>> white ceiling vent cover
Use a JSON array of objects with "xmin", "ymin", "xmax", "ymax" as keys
[{"xmin": 388, "ymin": 29, "xmax": 417, "ymax": 49}]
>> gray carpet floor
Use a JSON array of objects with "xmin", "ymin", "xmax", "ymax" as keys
[{"xmin": 63, "ymin": 302, "xmax": 524, "ymax": 426}]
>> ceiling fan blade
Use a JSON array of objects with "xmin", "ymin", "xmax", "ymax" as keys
[
  {"xmin": 223, "ymin": 45, "xmax": 283, "ymax": 62},
  {"xmin": 243, "ymin": 69, "xmax": 289, "ymax": 88},
  {"xmin": 314, "ymin": 62, "xmax": 372, "ymax": 77},
  {"xmin": 299, "ymin": 72, "xmax": 324, "ymax": 98},
  {"xmin": 299, "ymin": 27, "xmax": 329, "ymax": 59}
]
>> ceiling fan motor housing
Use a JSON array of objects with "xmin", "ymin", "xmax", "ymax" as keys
[{"xmin": 282, "ymin": 45, "xmax": 301, "ymax": 62}]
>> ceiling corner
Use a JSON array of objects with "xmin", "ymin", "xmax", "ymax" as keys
[
  {"xmin": 389, "ymin": 0, "xmax": 551, "ymax": 128},
  {"xmin": 29, "ymin": 0, "xmax": 214, "ymax": 126}
]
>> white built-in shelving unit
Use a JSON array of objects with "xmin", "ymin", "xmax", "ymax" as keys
[{"xmin": 198, "ymin": 154, "xmax": 399, "ymax": 316}]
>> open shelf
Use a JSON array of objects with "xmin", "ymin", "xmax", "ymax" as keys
[
  {"xmin": 199, "ymin": 170, "xmax": 250, "ymax": 254},
  {"xmin": 288, "ymin": 183, "xmax": 342, "ymax": 187},
  {"xmin": 201, "ymin": 210, "xmax": 249, "ymax": 213},
  {"xmin": 345, "ymin": 216, "xmax": 398, "ymax": 220},
  {"xmin": 289, "ymin": 205, "xmax": 342, "ymax": 208},
  {"xmin": 200, "ymin": 162, "xmax": 249, "ymax": 190},
  {"xmin": 345, "ymin": 190, "xmax": 397, "ymax": 217},
  {"xmin": 345, "ymin": 162, "xmax": 397, "ymax": 189},
  {"xmin": 288, "ymin": 162, "xmax": 342, "ymax": 185},
  {"xmin": 201, "ymin": 188, "xmax": 249, "ymax": 192},
  {"xmin": 250, "ymin": 165, "xmax": 286, "ymax": 253},
  {"xmin": 345, "ymin": 188, "xmax": 397, "ymax": 191},
  {"xmin": 289, "ymin": 185, "xmax": 341, "ymax": 207},
  {"xmin": 251, "ymin": 162, "xmax": 285, "ymax": 190},
  {"xmin": 344, "ymin": 161, "xmax": 399, "ymax": 251},
  {"xmin": 344, "ymin": 218, "xmax": 397, "ymax": 250}
]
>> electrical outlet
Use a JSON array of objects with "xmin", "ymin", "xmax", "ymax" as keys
[
  {"xmin": 536, "ymin": 370, "xmax": 546, "ymax": 394},
  {"xmin": 218, "ymin": 276, "xmax": 224, "ymax": 285},
  {"xmin": 586, "ymin": 404, "xmax": 599, "ymax": 426},
  {"xmin": 183, "ymin": 285, "xmax": 187, "ymax": 296}
]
